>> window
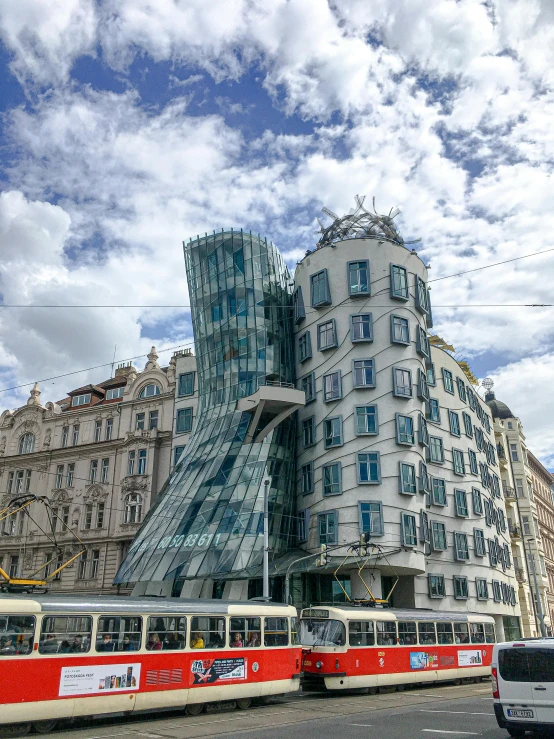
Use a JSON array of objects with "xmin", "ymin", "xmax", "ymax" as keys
[
  {"xmin": 442, "ymin": 368, "xmax": 454, "ymax": 394},
  {"xmin": 173, "ymin": 445, "xmax": 185, "ymax": 467},
  {"xmin": 94, "ymin": 420, "xmax": 102, "ymax": 442},
  {"xmin": 7, "ymin": 471, "xmax": 14, "ymax": 494},
  {"xmin": 353, "ymin": 359, "xmax": 375, "ymax": 388},
  {"xmin": 349, "ymin": 621, "xmax": 374, "ymax": 646},
  {"xmin": 475, "ymin": 427, "xmax": 484, "ymax": 451},
  {"xmin": 453, "ymin": 576, "xmax": 469, "ymax": 599},
  {"xmin": 189, "ymin": 616, "xmax": 225, "ymax": 650},
  {"xmin": 125, "ymin": 493, "xmax": 142, "ymax": 523},
  {"xmin": 468, "ymin": 449, "xmax": 478, "ymax": 475},
  {"xmin": 426, "ymin": 363, "xmax": 436, "ymax": 386},
  {"xmin": 322, "ymin": 463, "xmax": 342, "ymax": 496},
  {"xmin": 476, "ymin": 578, "xmax": 488, "ymax": 600},
  {"xmin": 100, "ymin": 458, "xmax": 109, "ymax": 484},
  {"xmin": 436, "ymin": 622, "xmax": 453, "ymax": 644},
  {"xmin": 317, "ymin": 320, "xmax": 337, "ymax": 350},
  {"xmin": 127, "ymin": 450, "xmax": 135, "ymax": 476},
  {"xmin": 432, "ymin": 477, "xmax": 447, "ymax": 506},
  {"xmin": 302, "ymin": 417, "xmax": 315, "ymax": 447},
  {"xmin": 390, "ymin": 315, "xmax": 409, "ymax": 345},
  {"xmin": 398, "ymin": 462, "xmax": 417, "ymax": 495},
  {"xmin": 515, "ymin": 478, "xmax": 524, "ymax": 498},
  {"xmin": 452, "ymin": 448, "xmax": 465, "ymax": 475},
  {"xmin": 139, "ymin": 384, "xmax": 161, "ymax": 399},
  {"xmin": 264, "ymin": 617, "xmax": 288, "ymax": 647},
  {"xmin": 428, "ymin": 436, "xmax": 444, "ymax": 464},
  {"xmin": 297, "ymin": 509, "xmax": 309, "ymax": 542},
  {"xmin": 55, "ymin": 465, "xmax": 64, "ymax": 489},
  {"xmin": 96, "ymin": 616, "xmax": 142, "ymax": 652},
  {"xmin": 455, "ymin": 489, "xmax": 469, "ymax": 517},
  {"xmin": 323, "ymin": 371, "xmax": 341, "ymax": 401},
  {"xmin": 431, "ymin": 521, "xmax": 447, "ymax": 551},
  {"xmin": 355, "ymin": 405, "xmax": 378, "ymax": 435},
  {"xmin": 471, "ymin": 488, "xmax": 483, "ymax": 515},
  {"xmin": 61, "ymin": 426, "xmax": 69, "ymax": 448},
  {"xmin": 359, "ymin": 501, "xmax": 384, "ymax": 536},
  {"xmin": 454, "ymin": 532, "xmax": 469, "ymax": 561},
  {"xmin": 176, "ymin": 407, "xmax": 193, "ymax": 433},
  {"xmin": 416, "ymin": 325, "xmax": 429, "ymax": 358},
  {"xmin": 417, "ymin": 369, "xmax": 429, "ymax": 401},
  {"xmin": 301, "ymin": 463, "xmax": 314, "ymax": 495},
  {"xmin": 456, "ymin": 377, "xmax": 467, "ymax": 402},
  {"xmin": 88, "ymin": 550, "xmax": 100, "ymax": 580},
  {"xmin": 462, "ymin": 412, "xmax": 473, "ymax": 438},
  {"xmin": 66, "ymin": 463, "xmax": 74, "ymax": 487},
  {"xmin": 178, "ymin": 372, "xmax": 195, "ymax": 396},
  {"xmin": 301, "ymin": 373, "xmax": 316, "ymax": 403},
  {"xmin": 8, "ymin": 555, "xmax": 19, "ymax": 579},
  {"xmin": 39, "ymin": 615, "xmax": 91, "ymax": 654},
  {"xmin": 229, "ymin": 617, "xmax": 262, "ymax": 649},
  {"xmin": 510, "ymin": 443, "xmax": 518, "ymax": 462},
  {"xmin": 390, "ymin": 264, "xmax": 409, "ymax": 300},
  {"xmin": 348, "ymin": 260, "xmax": 370, "ymax": 296},
  {"xmin": 71, "ymin": 394, "xmax": 91, "ymax": 407},
  {"xmin": 448, "ymin": 410, "xmax": 461, "ymax": 437},
  {"xmin": 395, "ymin": 413, "xmax": 414, "ymax": 445},
  {"xmin": 84, "ymin": 504, "xmax": 93, "ymax": 530},
  {"xmin": 318, "ymin": 511, "xmax": 337, "ymax": 544},
  {"xmin": 18, "ymin": 433, "xmax": 35, "ymax": 455},
  {"xmin": 474, "ymin": 528, "xmax": 486, "ymax": 556},
  {"xmin": 104, "ymin": 418, "xmax": 113, "ymax": 440},
  {"xmin": 137, "ymin": 449, "xmax": 147, "ymax": 475},
  {"xmin": 89, "ymin": 459, "xmax": 98, "ymax": 484},
  {"xmin": 401, "ymin": 512, "xmax": 417, "ymax": 546},
  {"xmin": 298, "ymin": 330, "xmax": 312, "ymax": 363},
  {"xmin": 415, "ymin": 276, "xmax": 429, "ymax": 314},
  {"xmin": 398, "ymin": 621, "xmax": 417, "ymax": 645},
  {"xmin": 310, "ymin": 269, "xmax": 331, "ymax": 307},
  {"xmin": 293, "ymin": 286, "xmax": 306, "ymax": 324},
  {"xmin": 135, "ymin": 412, "xmax": 145, "ymax": 431},
  {"xmin": 145, "ymin": 616, "xmax": 187, "ymax": 651},
  {"xmin": 377, "ymin": 622, "xmax": 397, "ymax": 646},
  {"xmin": 418, "ymin": 414, "xmax": 429, "ymax": 447},
  {"xmin": 357, "ymin": 452, "xmax": 381, "ymax": 484},
  {"xmin": 106, "ymin": 386, "xmax": 124, "ymax": 400},
  {"xmin": 351, "ymin": 313, "xmax": 373, "ymax": 342},
  {"xmin": 324, "ymin": 417, "xmax": 343, "ymax": 448},
  {"xmin": 419, "ymin": 461, "xmax": 431, "ymax": 494},
  {"xmin": 393, "ymin": 367, "xmax": 412, "ymax": 398},
  {"xmin": 427, "ymin": 398, "xmax": 441, "ymax": 423},
  {"xmin": 72, "ymin": 425, "xmax": 79, "ymax": 445},
  {"xmin": 492, "ymin": 580, "xmax": 502, "ymax": 602}
]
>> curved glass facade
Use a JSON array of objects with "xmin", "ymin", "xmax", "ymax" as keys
[{"xmin": 115, "ymin": 231, "xmax": 296, "ymax": 590}]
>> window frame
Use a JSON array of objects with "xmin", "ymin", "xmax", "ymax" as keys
[
  {"xmin": 178, "ymin": 372, "xmax": 195, "ymax": 397},
  {"xmin": 357, "ymin": 452, "xmax": 382, "ymax": 485},
  {"xmin": 392, "ymin": 367, "xmax": 412, "ymax": 398},
  {"xmin": 430, "ymin": 520, "xmax": 447, "ymax": 551},
  {"xmin": 298, "ymin": 331, "xmax": 312, "ymax": 363},
  {"xmin": 322, "ymin": 370, "xmax": 342, "ymax": 402},
  {"xmin": 352, "ymin": 359, "xmax": 375, "ymax": 389},
  {"xmin": 317, "ymin": 319, "xmax": 337, "ymax": 351},
  {"xmin": 300, "ymin": 372, "xmax": 316, "ymax": 403},
  {"xmin": 310, "ymin": 269, "xmax": 332, "ymax": 307},
  {"xmin": 322, "ymin": 462, "xmax": 342, "ymax": 496},
  {"xmin": 399, "ymin": 462, "xmax": 417, "ymax": 495},
  {"xmin": 354, "ymin": 405, "xmax": 379, "ymax": 436},
  {"xmin": 474, "ymin": 528, "xmax": 486, "ymax": 557},
  {"xmin": 390, "ymin": 314, "xmax": 410, "ymax": 345},
  {"xmin": 453, "ymin": 575, "xmax": 469, "ymax": 600},
  {"xmin": 395, "ymin": 413, "xmax": 414, "ymax": 446},
  {"xmin": 347, "ymin": 260, "xmax": 370, "ymax": 297},
  {"xmin": 318, "ymin": 510, "xmax": 338, "ymax": 545},
  {"xmin": 454, "ymin": 488, "xmax": 469, "ymax": 517},
  {"xmin": 428, "ymin": 435, "xmax": 444, "ymax": 464},
  {"xmin": 350, "ymin": 313, "xmax": 374, "ymax": 343},
  {"xmin": 432, "ymin": 477, "xmax": 447, "ymax": 506},
  {"xmin": 401, "ymin": 512, "xmax": 418, "ymax": 547},
  {"xmin": 452, "ymin": 448, "xmax": 465, "ymax": 476},
  {"xmin": 324, "ymin": 416, "xmax": 343, "ymax": 448},
  {"xmin": 448, "ymin": 410, "xmax": 461, "ymax": 437},
  {"xmin": 390, "ymin": 264, "xmax": 409, "ymax": 301},
  {"xmin": 442, "ymin": 368, "xmax": 454, "ymax": 394},
  {"xmin": 358, "ymin": 500, "xmax": 384, "ymax": 537},
  {"xmin": 454, "ymin": 532, "xmax": 470, "ymax": 561},
  {"xmin": 301, "ymin": 463, "xmax": 314, "ymax": 495},
  {"xmin": 428, "ymin": 573, "xmax": 446, "ymax": 599}
]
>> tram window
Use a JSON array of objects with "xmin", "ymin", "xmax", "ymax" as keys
[
  {"xmin": 0, "ymin": 615, "xmax": 35, "ymax": 656},
  {"xmin": 264, "ymin": 617, "xmax": 289, "ymax": 647},
  {"xmin": 40, "ymin": 616, "xmax": 92, "ymax": 654},
  {"xmin": 291, "ymin": 617, "xmax": 299, "ymax": 646},
  {"xmin": 418, "ymin": 622, "xmax": 437, "ymax": 645},
  {"xmin": 376, "ymin": 621, "xmax": 397, "ymax": 646},
  {"xmin": 146, "ymin": 616, "xmax": 186, "ymax": 650},
  {"xmin": 470, "ymin": 623, "xmax": 485, "ymax": 644},
  {"xmin": 229, "ymin": 617, "xmax": 261, "ymax": 647},
  {"xmin": 436, "ymin": 623, "xmax": 454, "ymax": 645},
  {"xmin": 96, "ymin": 616, "xmax": 142, "ymax": 652},
  {"xmin": 484, "ymin": 623, "xmax": 495, "ymax": 644},
  {"xmin": 454, "ymin": 623, "xmax": 470, "ymax": 644},
  {"xmin": 349, "ymin": 620, "xmax": 375, "ymax": 646},
  {"xmin": 190, "ymin": 617, "xmax": 225, "ymax": 649},
  {"xmin": 398, "ymin": 622, "xmax": 417, "ymax": 645},
  {"xmin": 300, "ymin": 619, "xmax": 346, "ymax": 647}
]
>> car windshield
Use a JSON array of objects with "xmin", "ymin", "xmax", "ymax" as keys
[{"xmin": 300, "ymin": 619, "xmax": 346, "ymax": 646}]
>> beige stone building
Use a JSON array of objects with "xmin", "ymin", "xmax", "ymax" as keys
[
  {"xmin": 485, "ymin": 390, "xmax": 550, "ymax": 637},
  {"xmin": 528, "ymin": 450, "xmax": 554, "ymax": 633},
  {"xmin": 0, "ymin": 348, "xmax": 176, "ymax": 594}
]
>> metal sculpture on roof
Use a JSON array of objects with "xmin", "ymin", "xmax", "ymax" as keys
[{"xmin": 316, "ymin": 195, "xmax": 420, "ymax": 249}]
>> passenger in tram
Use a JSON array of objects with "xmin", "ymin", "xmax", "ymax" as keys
[
  {"xmin": 165, "ymin": 632, "xmax": 183, "ymax": 650},
  {"xmin": 122, "ymin": 635, "xmax": 137, "ymax": 651},
  {"xmin": 247, "ymin": 632, "xmax": 260, "ymax": 647},
  {"xmin": 456, "ymin": 633, "xmax": 469, "ymax": 644},
  {"xmin": 146, "ymin": 633, "xmax": 163, "ymax": 651},
  {"xmin": 208, "ymin": 633, "xmax": 224, "ymax": 649},
  {"xmin": 190, "ymin": 632, "xmax": 205, "ymax": 649},
  {"xmin": 230, "ymin": 633, "xmax": 243, "ymax": 648},
  {"xmin": 58, "ymin": 640, "xmax": 72, "ymax": 653},
  {"xmin": 0, "ymin": 637, "xmax": 16, "ymax": 654},
  {"xmin": 40, "ymin": 634, "xmax": 59, "ymax": 653},
  {"xmin": 97, "ymin": 634, "xmax": 116, "ymax": 652},
  {"xmin": 69, "ymin": 635, "xmax": 84, "ymax": 652}
]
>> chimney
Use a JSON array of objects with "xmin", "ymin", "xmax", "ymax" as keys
[{"xmin": 115, "ymin": 362, "xmax": 136, "ymax": 378}]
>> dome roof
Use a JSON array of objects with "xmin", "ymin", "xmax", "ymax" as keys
[{"xmin": 484, "ymin": 391, "xmax": 514, "ymax": 420}]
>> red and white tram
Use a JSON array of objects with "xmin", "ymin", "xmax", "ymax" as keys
[
  {"xmin": 0, "ymin": 595, "xmax": 301, "ymax": 734},
  {"xmin": 300, "ymin": 606, "xmax": 496, "ymax": 692}
]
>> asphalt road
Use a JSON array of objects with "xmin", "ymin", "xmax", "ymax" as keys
[{"xmin": 37, "ymin": 681, "xmax": 513, "ymax": 739}]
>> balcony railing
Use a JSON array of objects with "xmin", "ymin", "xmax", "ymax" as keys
[
  {"xmin": 515, "ymin": 568, "xmax": 526, "ymax": 583},
  {"xmin": 509, "ymin": 524, "xmax": 522, "ymax": 539},
  {"xmin": 503, "ymin": 485, "xmax": 516, "ymax": 500}
]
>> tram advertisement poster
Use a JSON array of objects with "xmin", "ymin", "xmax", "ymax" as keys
[
  {"xmin": 457, "ymin": 650, "xmax": 483, "ymax": 667},
  {"xmin": 190, "ymin": 657, "xmax": 247, "ymax": 685},
  {"xmin": 58, "ymin": 663, "xmax": 141, "ymax": 696},
  {"xmin": 409, "ymin": 652, "xmax": 438, "ymax": 670}
]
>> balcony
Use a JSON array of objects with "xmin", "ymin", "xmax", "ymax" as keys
[
  {"xmin": 503, "ymin": 485, "xmax": 516, "ymax": 504},
  {"xmin": 515, "ymin": 567, "xmax": 526, "ymax": 583},
  {"xmin": 237, "ymin": 381, "xmax": 305, "ymax": 443},
  {"xmin": 509, "ymin": 524, "xmax": 522, "ymax": 539}
]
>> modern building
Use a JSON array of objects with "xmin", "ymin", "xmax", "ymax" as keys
[
  {"xmin": 0, "ymin": 348, "xmax": 175, "ymax": 594},
  {"xmin": 528, "ymin": 450, "xmax": 554, "ymax": 633},
  {"xmin": 171, "ymin": 349, "xmax": 199, "ymax": 471},
  {"xmin": 485, "ymin": 390, "xmax": 551, "ymax": 637},
  {"xmin": 115, "ymin": 230, "xmax": 304, "ymax": 599}
]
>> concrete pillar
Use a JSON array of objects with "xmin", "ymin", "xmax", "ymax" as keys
[
  {"xmin": 494, "ymin": 615, "xmax": 506, "ymax": 643},
  {"xmin": 224, "ymin": 580, "xmax": 249, "ymax": 600}
]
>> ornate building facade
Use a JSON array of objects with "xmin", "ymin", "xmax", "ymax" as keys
[
  {"xmin": 0, "ymin": 348, "xmax": 175, "ymax": 594},
  {"xmin": 528, "ymin": 450, "xmax": 554, "ymax": 633}
]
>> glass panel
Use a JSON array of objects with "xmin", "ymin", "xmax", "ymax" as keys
[
  {"xmin": 418, "ymin": 622, "xmax": 436, "ymax": 645},
  {"xmin": 470, "ymin": 623, "xmax": 485, "ymax": 644},
  {"xmin": 229, "ymin": 617, "xmax": 261, "ymax": 647},
  {"xmin": 264, "ymin": 617, "xmax": 288, "ymax": 647},
  {"xmin": 299, "ymin": 619, "xmax": 346, "ymax": 646},
  {"xmin": 40, "ymin": 616, "xmax": 92, "ymax": 654},
  {"xmin": 190, "ymin": 616, "xmax": 225, "ymax": 649},
  {"xmin": 96, "ymin": 616, "xmax": 142, "ymax": 652},
  {"xmin": 0, "ymin": 615, "xmax": 35, "ymax": 656},
  {"xmin": 376, "ymin": 621, "xmax": 397, "ymax": 646},
  {"xmin": 146, "ymin": 616, "xmax": 187, "ymax": 650},
  {"xmin": 454, "ymin": 623, "xmax": 470, "ymax": 644},
  {"xmin": 498, "ymin": 649, "xmax": 531, "ymax": 682},
  {"xmin": 397, "ymin": 621, "xmax": 417, "ymax": 645},
  {"xmin": 436, "ymin": 622, "xmax": 453, "ymax": 645},
  {"xmin": 349, "ymin": 620, "xmax": 375, "ymax": 646}
]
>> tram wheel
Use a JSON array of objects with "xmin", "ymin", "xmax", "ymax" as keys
[
  {"xmin": 32, "ymin": 721, "xmax": 58, "ymax": 734},
  {"xmin": 186, "ymin": 703, "xmax": 204, "ymax": 716},
  {"xmin": 0, "ymin": 724, "xmax": 32, "ymax": 737},
  {"xmin": 396, "ymin": 684, "xmax": 405, "ymax": 692},
  {"xmin": 236, "ymin": 698, "xmax": 252, "ymax": 711},
  {"xmin": 453, "ymin": 679, "xmax": 462, "ymax": 686},
  {"xmin": 368, "ymin": 686, "xmax": 378, "ymax": 695}
]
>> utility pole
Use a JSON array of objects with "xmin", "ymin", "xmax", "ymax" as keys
[
  {"xmin": 527, "ymin": 537, "xmax": 547, "ymax": 637},
  {"xmin": 263, "ymin": 478, "xmax": 270, "ymax": 599}
]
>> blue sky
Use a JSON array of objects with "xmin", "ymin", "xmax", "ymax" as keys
[{"xmin": 1, "ymin": 0, "xmax": 554, "ymax": 465}]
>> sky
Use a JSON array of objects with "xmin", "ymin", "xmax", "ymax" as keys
[{"xmin": 0, "ymin": 0, "xmax": 553, "ymax": 467}]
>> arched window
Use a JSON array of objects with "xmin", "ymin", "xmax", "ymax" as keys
[
  {"xmin": 139, "ymin": 384, "xmax": 161, "ymax": 399},
  {"xmin": 125, "ymin": 493, "xmax": 143, "ymax": 524},
  {"xmin": 18, "ymin": 433, "xmax": 35, "ymax": 455}
]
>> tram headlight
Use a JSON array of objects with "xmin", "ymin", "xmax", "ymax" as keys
[{"xmin": 316, "ymin": 661, "xmax": 323, "ymax": 669}]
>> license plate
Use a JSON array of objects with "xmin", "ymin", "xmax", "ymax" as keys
[{"xmin": 507, "ymin": 709, "xmax": 534, "ymax": 718}]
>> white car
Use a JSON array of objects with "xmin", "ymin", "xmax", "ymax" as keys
[{"xmin": 492, "ymin": 638, "xmax": 554, "ymax": 736}]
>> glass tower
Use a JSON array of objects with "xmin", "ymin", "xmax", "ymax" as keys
[{"xmin": 115, "ymin": 230, "xmax": 296, "ymax": 592}]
